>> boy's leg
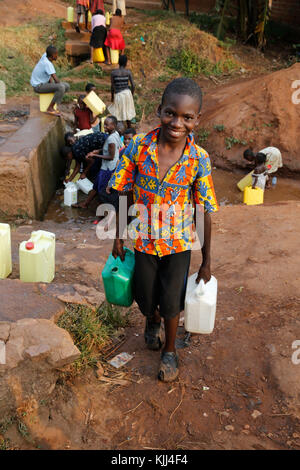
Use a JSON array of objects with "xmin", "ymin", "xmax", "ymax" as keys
[{"xmin": 133, "ymin": 251, "xmax": 162, "ymax": 350}]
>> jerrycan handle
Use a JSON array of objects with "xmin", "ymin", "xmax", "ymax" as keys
[{"xmin": 195, "ymin": 279, "xmax": 205, "ymax": 297}]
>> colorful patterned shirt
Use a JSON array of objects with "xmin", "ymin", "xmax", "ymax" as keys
[{"xmin": 109, "ymin": 127, "xmax": 218, "ymax": 257}]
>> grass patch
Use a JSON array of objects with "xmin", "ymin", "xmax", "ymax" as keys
[
  {"xmin": 225, "ymin": 136, "xmax": 248, "ymax": 149},
  {"xmin": 57, "ymin": 302, "xmax": 129, "ymax": 372},
  {"xmin": 196, "ymin": 128, "xmax": 211, "ymax": 146}
]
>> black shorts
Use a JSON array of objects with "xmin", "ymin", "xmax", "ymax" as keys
[{"xmin": 133, "ymin": 249, "xmax": 191, "ymax": 320}]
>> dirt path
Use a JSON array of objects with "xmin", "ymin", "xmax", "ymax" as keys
[{"xmin": 2, "ymin": 200, "xmax": 300, "ymax": 450}]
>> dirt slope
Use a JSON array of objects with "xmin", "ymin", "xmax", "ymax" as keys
[
  {"xmin": 200, "ymin": 63, "xmax": 300, "ymax": 174},
  {"xmin": 0, "ymin": 0, "xmax": 67, "ymax": 26}
]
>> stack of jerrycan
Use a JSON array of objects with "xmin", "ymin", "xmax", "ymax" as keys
[
  {"xmin": 19, "ymin": 230, "xmax": 55, "ymax": 283},
  {"xmin": 0, "ymin": 223, "xmax": 12, "ymax": 279}
]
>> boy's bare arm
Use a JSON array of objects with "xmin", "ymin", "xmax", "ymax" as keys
[
  {"xmin": 112, "ymin": 191, "xmax": 133, "ymax": 260},
  {"xmin": 195, "ymin": 209, "xmax": 212, "ymax": 284},
  {"xmin": 65, "ymin": 161, "xmax": 80, "ymax": 182}
]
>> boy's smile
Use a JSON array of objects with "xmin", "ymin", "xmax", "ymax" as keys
[{"xmin": 158, "ymin": 94, "xmax": 201, "ymax": 144}]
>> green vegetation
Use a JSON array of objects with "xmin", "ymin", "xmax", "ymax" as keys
[
  {"xmin": 197, "ymin": 128, "xmax": 211, "ymax": 145},
  {"xmin": 214, "ymin": 124, "xmax": 226, "ymax": 132},
  {"xmin": 167, "ymin": 48, "xmax": 237, "ymax": 78},
  {"xmin": 57, "ymin": 302, "xmax": 130, "ymax": 372},
  {"xmin": 225, "ymin": 136, "xmax": 248, "ymax": 149}
]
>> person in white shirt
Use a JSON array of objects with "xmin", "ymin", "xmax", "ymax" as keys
[
  {"xmin": 243, "ymin": 146, "xmax": 283, "ymax": 187},
  {"xmin": 30, "ymin": 46, "xmax": 70, "ymax": 117}
]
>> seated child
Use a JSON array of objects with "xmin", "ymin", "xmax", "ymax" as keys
[
  {"xmin": 252, "ymin": 152, "xmax": 269, "ymax": 190},
  {"xmin": 72, "ymin": 115, "xmax": 122, "ymax": 208}
]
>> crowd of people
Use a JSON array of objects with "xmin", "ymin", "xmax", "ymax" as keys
[{"xmin": 28, "ymin": 4, "xmax": 283, "ymax": 383}]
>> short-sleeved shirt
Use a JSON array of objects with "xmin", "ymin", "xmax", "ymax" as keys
[
  {"xmin": 74, "ymin": 107, "xmax": 92, "ymax": 130},
  {"xmin": 72, "ymin": 132, "xmax": 108, "ymax": 163},
  {"xmin": 92, "ymin": 14, "xmax": 106, "ymax": 29},
  {"xmin": 30, "ymin": 53, "xmax": 56, "ymax": 87},
  {"xmin": 109, "ymin": 127, "xmax": 219, "ymax": 257},
  {"xmin": 101, "ymin": 131, "xmax": 123, "ymax": 171},
  {"xmin": 259, "ymin": 147, "xmax": 282, "ymax": 174}
]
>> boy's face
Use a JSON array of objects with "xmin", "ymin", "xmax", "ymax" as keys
[
  {"xmin": 104, "ymin": 118, "xmax": 115, "ymax": 134},
  {"xmin": 78, "ymin": 98, "xmax": 86, "ymax": 109},
  {"xmin": 158, "ymin": 93, "xmax": 201, "ymax": 143},
  {"xmin": 124, "ymin": 133, "xmax": 134, "ymax": 147}
]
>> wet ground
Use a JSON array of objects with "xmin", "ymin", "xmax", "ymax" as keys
[
  {"xmin": 0, "ymin": 108, "xmax": 30, "ymax": 145},
  {"xmin": 42, "ymin": 169, "xmax": 300, "ymax": 225}
]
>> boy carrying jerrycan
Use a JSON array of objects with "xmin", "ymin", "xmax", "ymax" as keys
[{"xmin": 103, "ymin": 78, "xmax": 219, "ymax": 383}]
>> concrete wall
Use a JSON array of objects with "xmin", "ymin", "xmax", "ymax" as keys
[{"xmin": 0, "ymin": 102, "xmax": 65, "ymax": 220}]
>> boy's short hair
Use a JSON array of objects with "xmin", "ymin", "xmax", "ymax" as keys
[
  {"xmin": 46, "ymin": 45, "xmax": 57, "ymax": 58},
  {"xmin": 115, "ymin": 8, "xmax": 122, "ymax": 15},
  {"xmin": 118, "ymin": 54, "xmax": 127, "ymax": 67},
  {"xmin": 256, "ymin": 152, "xmax": 267, "ymax": 164},
  {"xmin": 106, "ymin": 115, "xmax": 118, "ymax": 127},
  {"xmin": 64, "ymin": 132, "xmax": 74, "ymax": 145},
  {"xmin": 85, "ymin": 83, "xmax": 95, "ymax": 92},
  {"xmin": 244, "ymin": 148, "xmax": 255, "ymax": 159},
  {"xmin": 96, "ymin": 9, "xmax": 104, "ymax": 15},
  {"xmin": 124, "ymin": 127, "xmax": 136, "ymax": 136},
  {"xmin": 161, "ymin": 77, "xmax": 203, "ymax": 112},
  {"xmin": 61, "ymin": 146, "xmax": 72, "ymax": 160}
]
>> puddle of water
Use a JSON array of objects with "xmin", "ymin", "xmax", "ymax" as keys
[
  {"xmin": 43, "ymin": 189, "xmax": 98, "ymax": 224},
  {"xmin": 213, "ymin": 169, "xmax": 300, "ymax": 206}
]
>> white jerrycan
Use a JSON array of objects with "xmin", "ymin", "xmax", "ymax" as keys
[
  {"xmin": 64, "ymin": 182, "xmax": 78, "ymax": 206},
  {"xmin": 76, "ymin": 177, "xmax": 93, "ymax": 195},
  {"xmin": 184, "ymin": 273, "xmax": 218, "ymax": 334}
]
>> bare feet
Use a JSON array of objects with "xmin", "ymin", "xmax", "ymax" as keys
[{"xmin": 72, "ymin": 202, "xmax": 88, "ymax": 209}]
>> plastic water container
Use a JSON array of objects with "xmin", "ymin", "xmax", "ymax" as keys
[
  {"xmin": 64, "ymin": 182, "xmax": 78, "ymax": 206},
  {"xmin": 237, "ymin": 171, "xmax": 254, "ymax": 192},
  {"xmin": 76, "ymin": 177, "xmax": 93, "ymax": 195},
  {"xmin": 93, "ymin": 47, "xmax": 105, "ymax": 63},
  {"xmin": 105, "ymin": 11, "xmax": 111, "ymax": 25},
  {"xmin": 100, "ymin": 116, "xmax": 105, "ymax": 132},
  {"xmin": 110, "ymin": 49, "xmax": 119, "ymax": 65},
  {"xmin": 83, "ymin": 90, "xmax": 106, "ymax": 116},
  {"xmin": 39, "ymin": 93, "xmax": 57, "ymax": 112},
  {"xmin": 102, "ymin": 248, "xmax": 135, "ymax": 307},
  {"xmin": 67, "ymin": 6, "xmax": 74, "ymax": 22},
  {"xmin": 243, "ymin": 186, "xmax": 264, "ymax": 205},
  {"xmin": 272, "ymin": 176, "xmax": 277, "ymax": 186},
  {"xmin": 19, "ymin": 231, "xmax": 55, "ymax": 283},
  {"xmin": 88, "ymin": 10, "xmax": 92, "ymax": 23},
  {"xmin": 0, "ymin": 223, "xmax": 12, "ymax": 279},
  {"xmin": 184, "ymin": 273, "xmax": 218, "ymax": 334}
]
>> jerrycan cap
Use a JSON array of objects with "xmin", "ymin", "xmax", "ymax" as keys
[{"xmin": 25, "ymin": 242, "xmax": 34, "ymax": 250}]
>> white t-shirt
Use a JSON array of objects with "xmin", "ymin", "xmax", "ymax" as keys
[
  {"xmin": 259, "ymin": 147, "xmax": 282, "ymax": 174},
  {"xmin": 30, "ymin": 53, "xmax": 56, "ymax": 87},
  {"xmin": 101, "ymin": 131, "xmax": 122, "ymax": 171}
]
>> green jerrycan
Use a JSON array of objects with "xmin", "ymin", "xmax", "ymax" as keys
[{"xmin": 102, "ymin": 248, "xmax": 135, "ymax": 307}]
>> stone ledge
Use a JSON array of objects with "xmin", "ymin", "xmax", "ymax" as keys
[{"xmin": 0, "ymin": 100, "xmax": 65, "ymax": 219}]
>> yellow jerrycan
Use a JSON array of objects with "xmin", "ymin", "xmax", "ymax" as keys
[
  {"xmin": 0, "ymin": 223, "xmax": 12, "ymax": 279},
  {"xmin": 39, "ymin": 94, "xmax": 57, "ymax": 112},
  {"xmin": 93, "ymin": 47, "xmax": 105, "ymax": 63},
  {"xmin": 67, "ymin": 6, "xmax": 74, "ymax": 22},
  {"xmin": 243, "ymin": 186, "xmax": 264, "ymax": 205},
  {"xmin": 19, "ymin": 230, "xmax": 55, "ymax": 283},
  {"xmin": 105, "ymin": 11, "xmax": 111, "ymax": 25},
  {"xmin": 83, "ymin": 90, "xmax": 106, "ymax": 115},
  {"xmin": 237, "ymin": 171, "xmax": 254, "ymax": 192},
  {"xmin": 110, "ymin": 49, "xmax": 119, "ymax": 65},
  {"xmin": 88, "ymin": 10, "xmax": 92, "ymax": 23}
]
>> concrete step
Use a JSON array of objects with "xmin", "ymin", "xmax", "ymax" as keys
[
  {"xmin": 65, "ymin": 30, "xmax": 91, "ymax": 42},
  {"xmin": 65, "ymin": 40, "xmax": 90, "ymax": 57}
]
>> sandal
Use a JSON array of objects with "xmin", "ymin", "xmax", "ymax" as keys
[
  {"xmin": 144, "ymin": 318, "xmax": 162, "ymax": 351},
  {"xmin": 158, "ymin": 351, "xmax": 179, "ymax": 382}
]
